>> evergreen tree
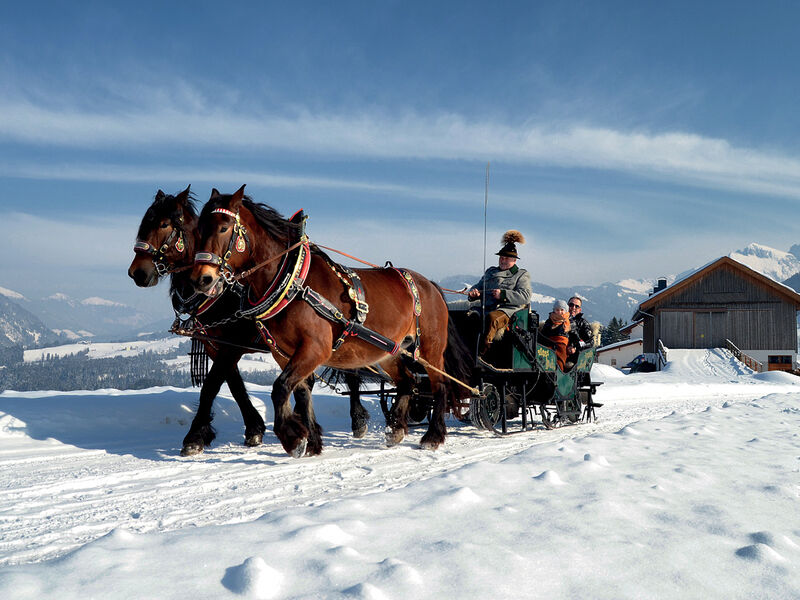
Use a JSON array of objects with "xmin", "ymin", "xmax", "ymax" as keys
[{"xmin": 601, "ymin": 316, "xmax": 630, "ymax": 346}]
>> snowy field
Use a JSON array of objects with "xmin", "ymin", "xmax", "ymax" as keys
[
  {"xmin": 23, "ymin": 337, "xmax": 187, "ymax": 362},
  {"xmin": 0, "ymin": 349, "xmax": 799, "ymax": 599}
]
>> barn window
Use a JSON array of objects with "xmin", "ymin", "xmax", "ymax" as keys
[{"xmin": 767, "ymin": 355, "xmax": 792, "ymax": 371}]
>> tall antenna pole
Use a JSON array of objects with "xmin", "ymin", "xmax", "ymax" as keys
[{"xmin": 481, "ymin": 162, "xmax": 490, "ymax": 337}]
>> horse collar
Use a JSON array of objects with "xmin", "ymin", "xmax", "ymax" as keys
[{"xmin": 239, "ymin": 241, "xmax": 312, "ymax": 321}]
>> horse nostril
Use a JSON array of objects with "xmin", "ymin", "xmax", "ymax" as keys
[
  {"xmin": 131, "ymin": 268, "xmax": 147, "ymax": 285},
  {"xmin": 200, "ymin": 274, "xmax": 213, "ymax": 288}
]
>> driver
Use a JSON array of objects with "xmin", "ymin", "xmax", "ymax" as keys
[{"xmin": 467, "ymin": 230, "xmax": 532, "ymax": 355}]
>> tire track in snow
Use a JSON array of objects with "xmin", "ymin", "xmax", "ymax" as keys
[{"xmin": 0, "ymin": 384, "xmax": 787, "ymax": 566}]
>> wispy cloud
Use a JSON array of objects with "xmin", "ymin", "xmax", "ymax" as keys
[
  {"xmin": 3, "ymin": 95, "xmax": 800, "ymax": 202},
  {"xmin": 0, "ymin": 212, "xmax": 138, "ymax": 270}
]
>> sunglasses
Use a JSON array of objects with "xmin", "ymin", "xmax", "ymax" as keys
[{"xmin": 568, "ymin": 303, "xmax": 581, "ymax": 309}]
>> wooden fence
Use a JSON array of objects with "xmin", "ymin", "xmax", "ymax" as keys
[{"xmin": 724, "ymin": 339, "xmax": 763, "ymax": 372}]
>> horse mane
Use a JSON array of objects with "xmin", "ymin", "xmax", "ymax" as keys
[
  {"xmin": 244, "ymin": 199, "xmax": 301, "ymax": 243},
  {"xmin": 137, "ymin": 189, "xmax": 198, "ymax": 239},
  {"xmin": 199, "ymin": 195, "xmax": 301, "ymax": 244}
]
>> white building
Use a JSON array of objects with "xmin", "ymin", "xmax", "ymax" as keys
[{"xmin": 596, "ymin": 337, "xmax": 643, "ymax": 369}]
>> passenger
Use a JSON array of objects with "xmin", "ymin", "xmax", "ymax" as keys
[
  {"xmin": 539, "ymin": 299, "xmax": 571, "ymax": 371},
  {"xmin": 567, "ymin": 296, "xmax": 594, "ymax": 358},
  {"xmin": 467, "ymin": 230, "xmax": 532, "ymax": 355}
]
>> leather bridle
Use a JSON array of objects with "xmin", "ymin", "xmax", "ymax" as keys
[
  {"xmin": 194, "ymin": 208, "xmax": 251, "ymax": 285},
  {"xmin": 133, "ymin": 217, "xmax": 187, "ymax": 277}
]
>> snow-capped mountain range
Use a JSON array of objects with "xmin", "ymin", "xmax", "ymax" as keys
[
  {"xmin": 728, "ymin": 243, "xmax": 800, "ymax": 283},
  {"xmin": 2, "ymin": 242, "xmax": 799, "ymax": 348},
  {"xmin": 0, "ymin": 288, "xmax": 172, "ymax": 347},
  {"xmin": 444, "ymin": 242, "xmax": 800, "ymax": 326}
]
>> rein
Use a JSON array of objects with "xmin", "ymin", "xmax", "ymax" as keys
[
  {"xmin": 314, "ymin": 244, "xmax": 467, "ymax": 295},
  {"xmin": 236, "ymin": 240, "xmax": 305, "ymax": 281}
]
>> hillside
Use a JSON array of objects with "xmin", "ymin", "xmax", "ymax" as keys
[{"xmin": 0, "ymin": 295, "xmax": 56, "ymax": 348}]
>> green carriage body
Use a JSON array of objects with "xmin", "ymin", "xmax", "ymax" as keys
[{"xmin": 467, "ymin": 307, "xmax": 600, "ymax": 432}]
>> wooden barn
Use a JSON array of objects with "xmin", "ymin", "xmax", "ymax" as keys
[{"xmin": 633, "ymin": 257, "xmax": 800, "ymax": 371}]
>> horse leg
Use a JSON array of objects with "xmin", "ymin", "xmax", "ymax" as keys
[
  {"xmin": 182, "ymin": 354, "xmax": 234, "ymax": 456},
  {"xmin": 419, "ymin": 374, "xmax": 448, "ymax": 450},
  {"xmin": 385, "ymin": 375, "xmax": 413, "ymax": 447},
  {"xmin": 272, "ymin": 347, "xmax": 324, "ymax": 458},
  {"xmin": 416, "ymin": 288, "xmax": 451, "ymax": 451},
  {"xmin": 292, "ymin": 375, "xmax": 324, "ymax": 456},
  {"xmin": 345, "ymin": 372, "xmax": 370, "ymax": 438},
  {"xmin": 225, "ymin": 365, "xmax": 266, "ymax": 447}
]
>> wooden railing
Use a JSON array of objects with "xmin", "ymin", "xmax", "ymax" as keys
[
  {"xmin": 725, "ymin": 339, "xmax": 763, "ymax": 372},
  {"xmin": 657, "ymin": 339, "xmax": 668, "ymax": 370}
]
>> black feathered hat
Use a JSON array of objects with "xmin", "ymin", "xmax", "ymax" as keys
[{"xmin": 496, "ymin": 230, "xmax": 525, "ymax": 259}]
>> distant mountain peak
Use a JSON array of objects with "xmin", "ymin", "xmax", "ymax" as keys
[
  {"xmin": 729, "ymin": 243, "xmax": 800, "ymax": 282},
  {"xmin": 46, "ymin": 293, "xmax": 73, "ymax": 302},
  {"xmin": 0, "ymin": 286, "xmax": 26, "ymax": 301},
  {"xmin": 615, "ymin": 277, "xmax": 675, "ymax": 295},
  {"xmin": 81, "ymin": 297, "xmax": 127, "ymax": 308}
]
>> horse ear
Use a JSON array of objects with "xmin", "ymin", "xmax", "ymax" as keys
[
  {"xmin": 176, "ymin": 185, "xmax": 191, "ymax": 203},
  {"xmin": 230, "ymin": 184, "xmax": 246, "ymax": 210},
  {"xmin": 210, "ymin": 188, "xmax": 220, "ymax": 199},
  {"xmin": 155, "ymin": 190, "xmax": 166, "ymax": 201}
]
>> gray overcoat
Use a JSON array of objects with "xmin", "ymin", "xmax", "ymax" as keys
[{"xmin": 469, "ymin": 265, "xmax": 532, "ymax": 317}]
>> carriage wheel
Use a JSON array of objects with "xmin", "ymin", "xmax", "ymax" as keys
[
  {"xmin": 470, "ymin": 384, "xmax": 501, "ymax": 430},
  {"xmin": 407, "ymin": 395, "xmax": 431, "ymax": 424}
]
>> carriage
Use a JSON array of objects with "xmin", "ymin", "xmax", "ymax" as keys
[{"xmin": 332, "ymin": 304, "xmax": 602, "ymax": 434}]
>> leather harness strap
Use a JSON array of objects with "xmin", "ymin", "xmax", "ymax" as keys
[
  {"xmin": 192, "ymin": 207, "xmax": 422, "ymax": 359},
  {"xmin": 301, "ymin": 287, "xmax": 400, "ymax": 355},
  {"xmin": 396, "ymin": 269, "xmax": 422, "ymax": 361}
]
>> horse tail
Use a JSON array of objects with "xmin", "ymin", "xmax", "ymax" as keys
[{"xmin": 434, "ymin": 284, "xmax": 475, "ymax": 404}]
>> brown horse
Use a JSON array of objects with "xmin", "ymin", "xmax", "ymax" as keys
[
  {"xmin": 191, "ymin": 186, "xmax": 457, "ymax": 455},
  {"xmin": 128, "ymin": 187, "xmax": 267, "ymax": 456}
]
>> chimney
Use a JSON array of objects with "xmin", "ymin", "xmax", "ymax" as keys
[{"xmin": 656, "ymin": 277, "xmax": 667, "ymax": 292}]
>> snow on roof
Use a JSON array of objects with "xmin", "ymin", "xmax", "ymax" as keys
[
  {"xmin": 597, "ymin": 338, "xmax": 643, "ymax": 352},
  {"xmin": 637, "ymin": 256, "xmax": 800, "ymax": 316}
]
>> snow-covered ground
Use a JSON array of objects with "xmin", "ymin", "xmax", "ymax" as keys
[
  {"xmin": 0, "ymin": 349, "xmax": 799, "ymax": 599},
  {"xmin": 23, "ymin": 337, "xmax": 187, "ymax": 362}
]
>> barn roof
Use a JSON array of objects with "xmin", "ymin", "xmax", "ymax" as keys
[{"xmin": 635, "ymin": 256, "xmax": 800, "ymax": 318}]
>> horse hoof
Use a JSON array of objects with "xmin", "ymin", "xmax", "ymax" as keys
[
  {"xmin": 352, "ymin": 424, "xmax": 368, "ymax": 439},
  {"xmin": 385, "ymin": 427, "xmax": 405, "ymax": 447},
  {"xmin": 290, "ymin": 438, "xmax": 308, "ymax": 459},
  {"xmin": 245, "ymin": 433, "xmax": 263, "ymax": 447},
  {"xmin": 420, "ymin": 440, "xmax": 440, "ymax": 451},
  {"xmin": 181, "ymin": 443, "xmax": 204, "ymax": 456}
]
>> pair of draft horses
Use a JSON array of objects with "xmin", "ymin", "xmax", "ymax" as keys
[{"xmin": 128, "ymin": 186, "xmax": 470, "ymax": 458}]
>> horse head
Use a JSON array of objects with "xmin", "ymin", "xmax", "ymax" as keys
[
  {"xmin": 128, "ymin": 185, "xmax": 197, "ymax": 287},
  {"xmin": 191, "ymin": 185, "xmax": 297, "ymax": 297},
  {"xmin": 191, "ymin": 185, "xmax": 253, "ymax": 297}
]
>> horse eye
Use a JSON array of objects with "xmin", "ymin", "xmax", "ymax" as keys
[
  {"xmin": 160, "ymin": 222, "xmax": 170, "ymax": 229},
  {"xmin": 220, "ymin": 226, "xmax": 229, "ymax": 233}
]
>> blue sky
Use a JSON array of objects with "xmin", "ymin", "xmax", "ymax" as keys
[{"xmin": 1, "ymin": 1, "xmax": 799, "ymax": 311}]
